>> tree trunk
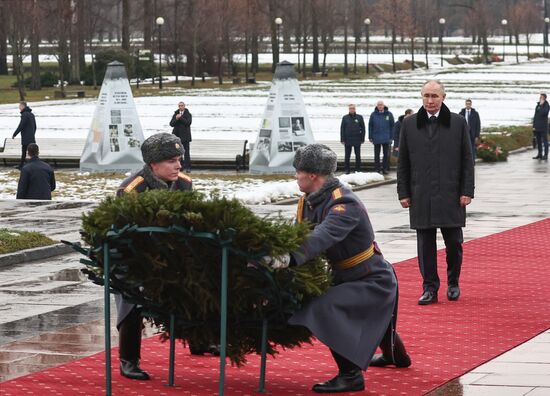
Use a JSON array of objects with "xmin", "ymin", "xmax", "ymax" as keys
[
  {"xmin": 122, "ymin": 0, "xmax": 130, "ymax": 51},
  {"xmin": 144, "ymin": 0, "xmax": 152, "ymax": 49},
  {"xmin": 311, "ymin": 0, "xmax": 319, "ymax": 73},
  {"xmin": 515, "ymin": 32, "xmax": 519, "ymax": 63},
  {"xmin": 268, "ymin": 0, "xmax": 278, "ymax": 73},
  {"xmin": 424, "ymin": 36, "xmax": 429, "ymax": 69},
  {"xmin": 173, "ymin": 0, "xmax": 179, "ymax": 83},
  {"xmin": 69, "ymin": 0, "xmax": 81, "ymax": 84},
  {"xmin": 30, "ymin": 0, "xmax": 41, "ymax": 90},
  {"xmin": 57, "ymin": 0, "xmax": 69, "ymax": 97},
  {"xmin": 343, "ymin": 5, "xmax": 348, "ymax": 76},
  {"xmin": 391, "ymin": 30, "xmax": 396, "ymax": 72},
  {"xmin": 0, "ymin": 0, "xmax": 8, "ymax": 75}
]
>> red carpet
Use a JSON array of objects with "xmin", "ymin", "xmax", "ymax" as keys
[{"xmin": 2, "ymin": 218, "xmax": 550, "ymax": 395}]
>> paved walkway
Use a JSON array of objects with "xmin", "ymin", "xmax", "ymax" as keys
[{"xmin": 1, "ymin": 149, "xmax": 549, "ymax": 395}]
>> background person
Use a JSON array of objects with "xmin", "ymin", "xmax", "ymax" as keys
[
  {"xmin": 392, "ymin": 109, "xmax": 413, "ymax": 157},
  {"xmin": 368, "ymin": 100, "xmax": 394, "ymax": 175},
  {"xmin": 397, "ymin": 80, "xmax": 474, "ymax": 306},
  {"xmin": 264, "ymin": 144, "xmax": 410, "ymax": 393},
  {"xmin": 16, "ymin": 143, "xmax": 55, "ymax": 200},
  {"xmin": 459, "ymin": 99, "xmax": 481, "ymax": 161},
  {"xmin": 170, "ymin": 101, "xmax": 193, "ymax": 172},
  {"xmin": 12, "ymin": 101, "xmax": 37, "ymax": 170},
  {"xmin": 532, "ymin": 93, "xmax": 549, "ymax": 160},
  {"xmin": 340, "ymin": 104, "xmax": 366, "ymax": 174}
]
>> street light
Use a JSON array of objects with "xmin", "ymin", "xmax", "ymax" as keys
[
  {"xmin": 156, "ymin": 16, "xmax": 164, "ymax": 90},
  {"xmin": 544, "ymin": 17, "xmax": 550, "ymax": 58},
  {"xmin": 439, "ymin": 18, "xmax": 445, "ymax": 67},
  {"xmin": 364, "ymin": 18, "xmax": 371, "ymax": 74},
  {"xmin": 501, "ymin": 19, "xmax": 508, "ymax": 62},
  {"xmin": 274, "ymin": 17, "xmax": 282, "ymax": 65}
]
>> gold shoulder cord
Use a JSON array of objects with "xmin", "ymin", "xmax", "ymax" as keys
[{"xmin": 296, "ymin": 195, "xmax": 305, "ymax": 224}]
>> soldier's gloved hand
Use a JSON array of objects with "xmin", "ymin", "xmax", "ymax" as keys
[{"xmin": 263, "ymin": 254, "xmax": 291, "ymax": 269}]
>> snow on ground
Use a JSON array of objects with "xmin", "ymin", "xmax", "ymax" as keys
[
  {"xmin": 1, "ymin": 60, "xmax": 548, "ymax": 146},
  {"xmin": 0, "ymin": 169, "xmax": 384, "ymax": 205}
]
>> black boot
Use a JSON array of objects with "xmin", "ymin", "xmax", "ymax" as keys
[
  {"xmin": 120, "ymin": 359, "xmax": 151, "ymax": 380},
  {"xmin": 119, "ymin": 309, "xmax": 150, "ymax": 380},
  {"xmin": 370, "ymin": 331, "xmax": 411, "ymax": 368},
  {"xmin": 312, "ymin": 370, "xmax": 365, "ymax": 393}
]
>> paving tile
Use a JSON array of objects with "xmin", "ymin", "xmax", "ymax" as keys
[{"xmin": 474, "ymin": 374, "xmax": 550, "ymax": 387}]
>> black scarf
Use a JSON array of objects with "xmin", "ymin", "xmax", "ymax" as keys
[{"xmin": 142, "ymin": 165, "xmax": 175, "ymax": 190}]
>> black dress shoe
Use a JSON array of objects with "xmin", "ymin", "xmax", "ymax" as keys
[
  {"xmin": 370, "ymin": 352, "xmax": 411, "ymax": 368},
  {"xmin": 447, "ymin": 286, "xmax": 460, "ymax": 301},
  {"xmin": 543, "ymin": 155, "xmax": 548, "ymax": 160},
  {"xmin": 533, "ymin": 155, "xmax": 542, "ymax": 159},
  {"xmin": 312, "ymin": 370, "xmax": 365, "ymax": 393},
  {"xmin": 418, "ymin": 291, "xmax": 438, "ymax": 305},
  {"xmin": 190, "ymin": 344, "xmax": 220, "ymax": 356},
  {"xmin": 120, "ymin": 359, "xmax": 150, "ymax": 380}
]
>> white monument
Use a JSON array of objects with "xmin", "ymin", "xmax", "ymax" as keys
[
  {"xmin": 249, "ymin": 61, "xmax": 315, "ymax": 174},
  {"xmin": 80, "ymin": 61, "xmax": 145, "ymax": 173}
]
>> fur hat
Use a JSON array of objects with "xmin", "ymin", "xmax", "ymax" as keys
[
  {"xmin": 141, "ymin": 133, "xmax": 184, "ymax": 164},
  {"xmin": 293, "ymin": 144, "xmax": 337, "ymax": 175}
]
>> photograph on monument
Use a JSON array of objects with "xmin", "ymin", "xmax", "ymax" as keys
[
  {"xmin": 109, "ymin": 124, "xmax": 120, "ymax": 152},
  {"xmin": 124, "ymin": 124, "xmax": 133, "ymax": 137},
  {"xmin": 256, "ymin": 138, "xmax": 271, "ymax": 162},
  {"xmin": 262, "ymin": 119, "xmax": 270, "ymax": 128},
  {"xmin": 291, "ymin": 117, "xmax": 305, "ymax": 136},
  {"xmin": 259, "ymin": 129, "xmax": 272, "ymax": 137},
  {"xmin": 279, "ymin": 117, "xmax": 291, "ymax": 128},
  {"xmin": 279, "ymin": 129, "xmax": 290, "ymax": 139},
  {"xmin": 110, "ymin": 110, "xmax": 122, "ymax": 124},
  {"xmin": 293, "ymin": 141, "xmax": 307, "ymax": 151},
  {"xmin": 127, "ymin": 137, "xmax": 141, "ymax": 148},
  {"xmin": 278, "ymin": 141, "xmax": 293, "ymax": 152}
]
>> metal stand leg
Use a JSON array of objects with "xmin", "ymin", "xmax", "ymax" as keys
[
  {"xmin": 219, "ymin": 246, "xmax": 229, "ymax": 396},
  {"xmin": 103, "ymin": 242, "xmax": 112, "ymax": 396},
  {"xmin": 258, "ymin": 319, "xmax": 268, "ymax": 393},
  {"xmin": 168, "ymin": 314, "xmax": 176, "ymax": 386}
]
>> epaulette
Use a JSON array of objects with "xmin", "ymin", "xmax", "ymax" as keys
[
  {"xmin": 123, "ymin": 176, "xmax": 145, "ymax": 193},
  {"xmin": 331, "ymin": 187, "xmax": 343, "ymax": 200},
  {"xmin": 178, "ymin": 172, "xmax": 192, "ymax": 183}
]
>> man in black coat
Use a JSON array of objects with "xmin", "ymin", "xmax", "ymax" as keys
[
  {"xmin": 459, "ymin": 99, "xmax": 481, "ymax": 161},
  {"xmin": 340, "ymin": 104, "xmax": 366, "ymax": 174},
  {"xmin": 532, "ymin": 93, "xmax": 549, "ymax": 160},
  {"xmin": 169, "ymin": 101, "xmax": 193, "ymax": 172},
  {"xmin": 12, "ymin": 101, "xmax": 37, "ymax": 170},
  {"xmin": 16, "ymin": 143, "xmax": 55, "ymax": 200},
  {"xmin": 265, "ymin": 144, "xmax": 410, "ymax": 393},
  {"xmin": 392, "ymin": 109, "xmax": 413, "ymax": 157},
  {"xmin": 397, "ymin": 80, "xmax": 475, "ymax": 305}
]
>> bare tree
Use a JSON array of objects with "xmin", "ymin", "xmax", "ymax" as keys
[
  {"xmin": 121, "ymin": 0, "xmax": 130, "ymax": 51},
  {"xmin": 319, "ymin": 0, "xmax": 336, "ymax": 76},
  {"xmin": 0, "ymin": 0, "xmax": 8, "ymax": 75},
  {"xmin": 311, "ymin": 0, "xmax": 320, "ymax": 73},
  {"xmin": 6, "ymin": 0, "xmax": 29, "ymax": 100},
  {"xmin": 30, "ymin": 0, "xmax": 41, "ymax": 89},
  {"xmin": 374, "ymin": 0, "xmax": 401, "ymax": 72}
]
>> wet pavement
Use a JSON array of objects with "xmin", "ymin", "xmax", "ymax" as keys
[{"xmin": 0, "ymin": 149, "xmax": 549, "ymax": 394}]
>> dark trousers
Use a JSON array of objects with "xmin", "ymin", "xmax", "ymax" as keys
[
  {"xmin": 344, "ymin": 144, "xmax": 361, "ymax": 173},
  {"xmin": 535, "ymin": 131, "xmax": 549, "ymax": 157},
  {"xmin": 330, "ymin": 349, "xmax": 360, "ymax": 374},
  {"xmin": 416, "ymin": 227, "xmax": 463, "ymax": 292},
  {"xmin": 181, "ymin": 140, "xmax": 191, "ymax": 171},
  {"xmin": 374, "ymin": 143, "xmax": 390, "ymax": 172},
  {"xmin": 118, "ymin": 307, "xmax": 142, "ymax": 361},
  {"xmin": 19, "ymin": 144, "xmax": 29, "ymax": 168},
  {"xmin": 470, "ymin": 139, "xmax": 477, "ymax": 161}
]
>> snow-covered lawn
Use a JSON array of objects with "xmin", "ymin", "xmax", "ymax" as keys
[
  {"xmin": 1, "ymin": 60, "xmax": 548, "ymax": 146},
  {"xmin": 0, "ymin": 169, "xmax": 384, "ymax": 204}
]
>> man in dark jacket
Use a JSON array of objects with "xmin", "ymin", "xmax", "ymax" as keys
[
  {"xmin": 12, "ymin": 101, "xmax": 37, "ymax": 170},
  {"xmin": 532, "ymin": 93, "xmax": 549, "ymax": 160},
  {"xmin": 340, "ymin": 104, "xmax": 366, "ymax": 174},
  {"xmin": 265, "ymin": 144, "xmax": 411, "ymax": 393},
  {"xmin": 116, "ymin": 133, "xmax": 192, "ymax": 380},
  {"xmin": 169, "ymin": 101, "xmax": 193, "ymax": 171},
  {"xmin": 16, "ymin": 143, "xmax": 55, "ymax": 200},
  {"xmin": 459, "ymin": 99, "xmax": 481, "ymax": 161},
  {"xmin": 392, "ymin": 109, "xmax": 413, "ymax": 157},
  {"xmin": 368, "ymin": 100, "xmax": 395, "ymax": 174},
  {"xmin": 397, "ymin": 80, "xmax": 474, "ymax": 306}
]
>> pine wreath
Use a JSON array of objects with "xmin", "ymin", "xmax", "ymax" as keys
[{"xmin": 76, "ymin": 189, "xmax": 330, "ymax": 365}]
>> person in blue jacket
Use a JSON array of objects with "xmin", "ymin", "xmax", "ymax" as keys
[{"xmin": 368, "ymin": 101, "xmax": 395, "ymax": 174}]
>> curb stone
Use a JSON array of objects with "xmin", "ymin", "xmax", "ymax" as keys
[{"xmin": 0, "ymin": 243, "xmax": 75, "ymax": 268}]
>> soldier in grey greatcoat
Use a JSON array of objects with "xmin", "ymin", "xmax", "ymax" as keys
[
  {"xmin": 397, "ymin": 80, "xmax": 475, "ymax": 306},
  {"xmin": 265, "ymin": 144, "xmax": 410, "ymax": 393},
  {"xmin": 115, "ymin": 133, "xmax": 192, "ymax": 380}
]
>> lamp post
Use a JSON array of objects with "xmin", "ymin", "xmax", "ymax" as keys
[
  {"xmin": 275, "ymin": 17, "xmax": 282, "ymax": 65},
  {"xmin": 544, "ymin": 17, "xmax": 550, "ymax": 58},
  {"xmin": 501, "ymin": 19, "xmax": 508, "ymax": 62},
  {"xmin": 439, "ymin": 18, "xmax": 445, "ymax": 67},
  {"xmin": 156, "ymin": 16, "xmax": 164, "ymax": 89},
  {"xmin": 364, "ymin": 18, "xmax": 371, "ymax": 74}
]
